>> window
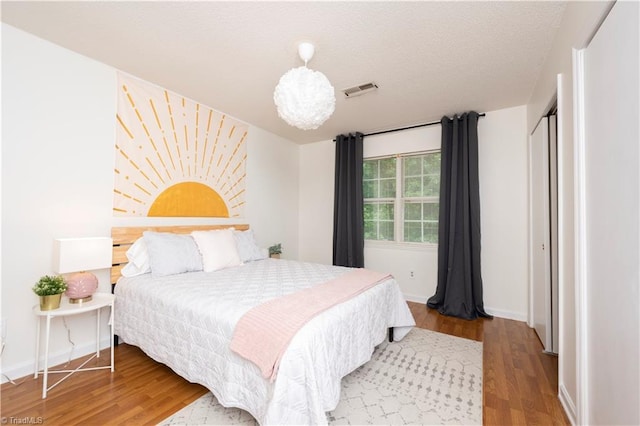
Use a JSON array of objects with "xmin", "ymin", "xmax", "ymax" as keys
[
  {"xmin": 363, "ymin": 157, "xmax": 396, "ymax": 241},
  {"xmin": 364, "ymin": 151, "xmax": 440, "ymax": 244}
]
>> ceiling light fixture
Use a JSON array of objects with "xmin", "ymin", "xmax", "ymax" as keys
[{"xmin": 273, "ymin": 42, "xmax": 335, "ymax": 130}]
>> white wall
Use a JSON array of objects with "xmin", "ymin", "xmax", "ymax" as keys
[
  {"xmin": 244, "ymin": 126, "xmax": 300, "ymax": 259},
  {"xmin": 1, "ymin": 24, "xmax": 300, "ymax": 380},
  {"xmin": 299, "ymin": 106, "xmax": 529, "ymax": 321},
  {"xmin": 582, "ymin": 1, "xmax": 639, "ymax": 423},
  {"xmin": 298, "ymin": 140, "xmax": 335, "ymax": 264},
  {"xmin": 478, "ymin": 107, "xmax": 529, "ymax": 320},
  {"xmin": 525, "ymin": 2, "xmax": 613, "ymax": 422},
  {"xmin": 2, "ymin": 23, "xmax": 116, "ymax": 379}
]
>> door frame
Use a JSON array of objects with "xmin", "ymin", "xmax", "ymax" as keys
[
  {"xmin": 528, "ymin": 83, "xmax": 562, "ymax": 355},
  {"xmin": 572, "ymin": 46, "xmax": 589, "ymax": 426}
]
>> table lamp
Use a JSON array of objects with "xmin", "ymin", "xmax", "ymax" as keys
[{"xmin": 53, "ymin": 237, "xmax": 113, "ymax": 304}]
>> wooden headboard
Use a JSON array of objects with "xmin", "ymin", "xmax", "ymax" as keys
[{"xmin": 111, "ymin": 224, "xmax": 249, "ymax": 286}]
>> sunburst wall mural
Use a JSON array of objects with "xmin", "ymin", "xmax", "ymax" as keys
[{"xmin": 114, "ymin": 73, "xmax": 248, "ymax": 217}]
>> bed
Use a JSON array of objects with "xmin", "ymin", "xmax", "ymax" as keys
[{"xmin": 111, "ymin": 225, "xmax": 415, "ymax": 425}]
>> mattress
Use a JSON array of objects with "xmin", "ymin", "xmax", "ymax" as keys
[{"xmin": 114, "ymin": 258, "xmax": 415, "ymax": 425}]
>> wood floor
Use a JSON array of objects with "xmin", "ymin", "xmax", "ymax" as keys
[{"xmin": 1, "ymin": 302, "xmax": 569, "ymax": 425}]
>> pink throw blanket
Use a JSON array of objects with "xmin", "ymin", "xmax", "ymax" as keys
[{"xmin": 230, "ymin": 268, "xmax": 391, "ymax": 381}]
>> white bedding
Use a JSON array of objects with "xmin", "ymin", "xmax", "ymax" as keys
[{"xmin": 114, "ymin": 258, "xmax": 415, "ymax": 425}]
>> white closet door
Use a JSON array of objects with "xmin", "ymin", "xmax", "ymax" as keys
[{"xmin": 530, "ymin": 117, "xmax": 552, "ymax": 352}]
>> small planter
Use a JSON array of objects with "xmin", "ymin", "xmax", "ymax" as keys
[
  {"xmin": 39, "ymin": 294, "xmax": 62, "ymax": 311},
  {"xmin": 268, "ymin": 243, "xmax": 282, "ymax": 259},
  {"xmin": 33, "ymin": 275, "xmax": 67, "ymax": 310}
]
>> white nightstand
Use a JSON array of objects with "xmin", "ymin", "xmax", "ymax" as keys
[{"xmin": 33, "ymin": 292, "xmax": 115, "ymax": 398}]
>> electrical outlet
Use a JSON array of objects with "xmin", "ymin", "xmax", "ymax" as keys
[{"xmin": 409, "ymin": 271, "xmax": 415, "ymax": 279}]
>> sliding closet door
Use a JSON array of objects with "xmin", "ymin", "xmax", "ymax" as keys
[{"xmin": 530, "ymin": 117, "xmax": 552, "ymax": 352}]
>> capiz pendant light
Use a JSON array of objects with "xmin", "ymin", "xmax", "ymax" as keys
[{"xmin": 273, "ymin": 42, "xmax": 336, "ymax": 130}]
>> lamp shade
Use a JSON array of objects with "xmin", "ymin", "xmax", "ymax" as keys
[
  {"xmin": 273, "ymin": 66, "xmax": 336, "ymax": 130},
  {"xmin": 53, "ymin": 237, "xmax": 113, "ymax": 273}
]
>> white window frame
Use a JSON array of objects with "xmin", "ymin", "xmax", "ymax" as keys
[
  {"xmin": 363, "ymin": 156, "xmax": 397, "ymax": 241},
  {"xmin": 364, "ymin": 150, "xmax": 440, "ymax": 248}
]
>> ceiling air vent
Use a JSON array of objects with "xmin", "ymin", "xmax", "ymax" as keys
[{"xmin": 341, "ymin": 82, "xmax": 378, "ymax": 98}]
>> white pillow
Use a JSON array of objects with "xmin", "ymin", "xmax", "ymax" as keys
[
  {"xmin": 121, "ymin": 262, "xmax": 147, "ymax": 277},
  {"xmin": 121, "ymin": 238, "xmax": 151, "ymax": 277},
  {"xmin": 143, "ymin": 231, "xmax": 203, "ymax": 277},
  {"xmin": 192, "ymin": 229, "xmax": 242, "ymax": 272},
  {"xmin": 233, "ymin": 229, "xmax": 268, "ymax": 262}
]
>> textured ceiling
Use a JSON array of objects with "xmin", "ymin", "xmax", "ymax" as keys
[{"xmin": 1, "ymin": 1, "xmax": 567, "ymax": 144}]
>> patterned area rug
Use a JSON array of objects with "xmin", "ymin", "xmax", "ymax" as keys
[{"xmin": 158, "ymin": 328, "xmax": 482, "ymax": 425}]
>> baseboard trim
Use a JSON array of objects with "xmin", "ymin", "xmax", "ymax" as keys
[
  {"xmin": 558, "ymin": 383, "xmax": 577, "ymax": 425},
  {"xmin": 1, "ymin": 338, "xmax": 112, "ymax": 384},
  {"xmin": 484, "ymin": 307, "xmax": 527, "ymax": 322},
  {"xmin": 403, "ymin": 294, "xmax": 527, "ymax": 322},
  {"xmin": 403, "ymin": 293, "xmax": 428, "ymax": 304}
]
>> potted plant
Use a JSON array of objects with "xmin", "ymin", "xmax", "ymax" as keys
[
  {"xmin": 268, "ymin": 243, "xmax": 282, "ymax": 259},
  {"xmin": 33, "ymin": 275, "xmax": 67, "ymax": 311}
]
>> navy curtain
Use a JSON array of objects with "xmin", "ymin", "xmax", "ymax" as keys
[
  {"xmin": 427, "ymin": 112, "xmax": 491, "ymax": 320},
  {"xmin": 333, "ymin": 132, "xmax": 364, "ymax": 267}
]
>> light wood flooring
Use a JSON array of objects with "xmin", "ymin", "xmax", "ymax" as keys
[{"xmin": 1, "ymin": 302, "xmax": 569, "ymax": 425}]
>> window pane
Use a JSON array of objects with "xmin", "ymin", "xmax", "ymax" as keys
[
  {"xmin": 363, "ymin": 160, "xmax": 378, "ymax": 180},
  {"xmin": 380, "ymin": 157, "xmax": 396, "ymax": 178},
  {"xmin": 423, "ymin": 202, "xmax": 439, "ymax": 220},
  {"xmin": 364, "ymin": 202, "xmax": 395, "ymax": 241},
  {"xmin": 380, "ymin": 178, "xmax": 396, "ymax": 197},
  {"xmin": 403, "ymin": 176, "xmax": 422, "ymax": 197},
  {"xmin": 363, "ymin": 203, "xmax": 374, "ymax": 220},
  {"xmin": 379, "ymin": 221, "xmax": 395, "ymax": 241},
  {"xmin": 404, "ymin": 157, "xmax": 422, "ymax": 176},
  {"xmin": 404, "ymin": 221, "xmax": 422, "ymax": 242},
  {"xmin": 364, "ymin": 221, "xmax": 376, "ymax": 240},
  {"xmin": 363, "ymin": 180, "xmax": 376, "ymax": 199},
  {"xmin": 423, "ymin": 152, "xmax": 440, "ymax": 172},
  {"xmin": 423, "ymin": 175, "xmax": 440, "ymax": 197},
  {"xmin": 404, "ymin": 202, "xmax": 421, "ymax": 220},
  {"xmin": 423, "ymin": 222, "xmax": 439, "ymax": 244}
]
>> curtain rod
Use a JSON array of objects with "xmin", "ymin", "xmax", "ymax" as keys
[{"xmin": 333, "ymin": 112, "xmax": 486, "ymax": 141}]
